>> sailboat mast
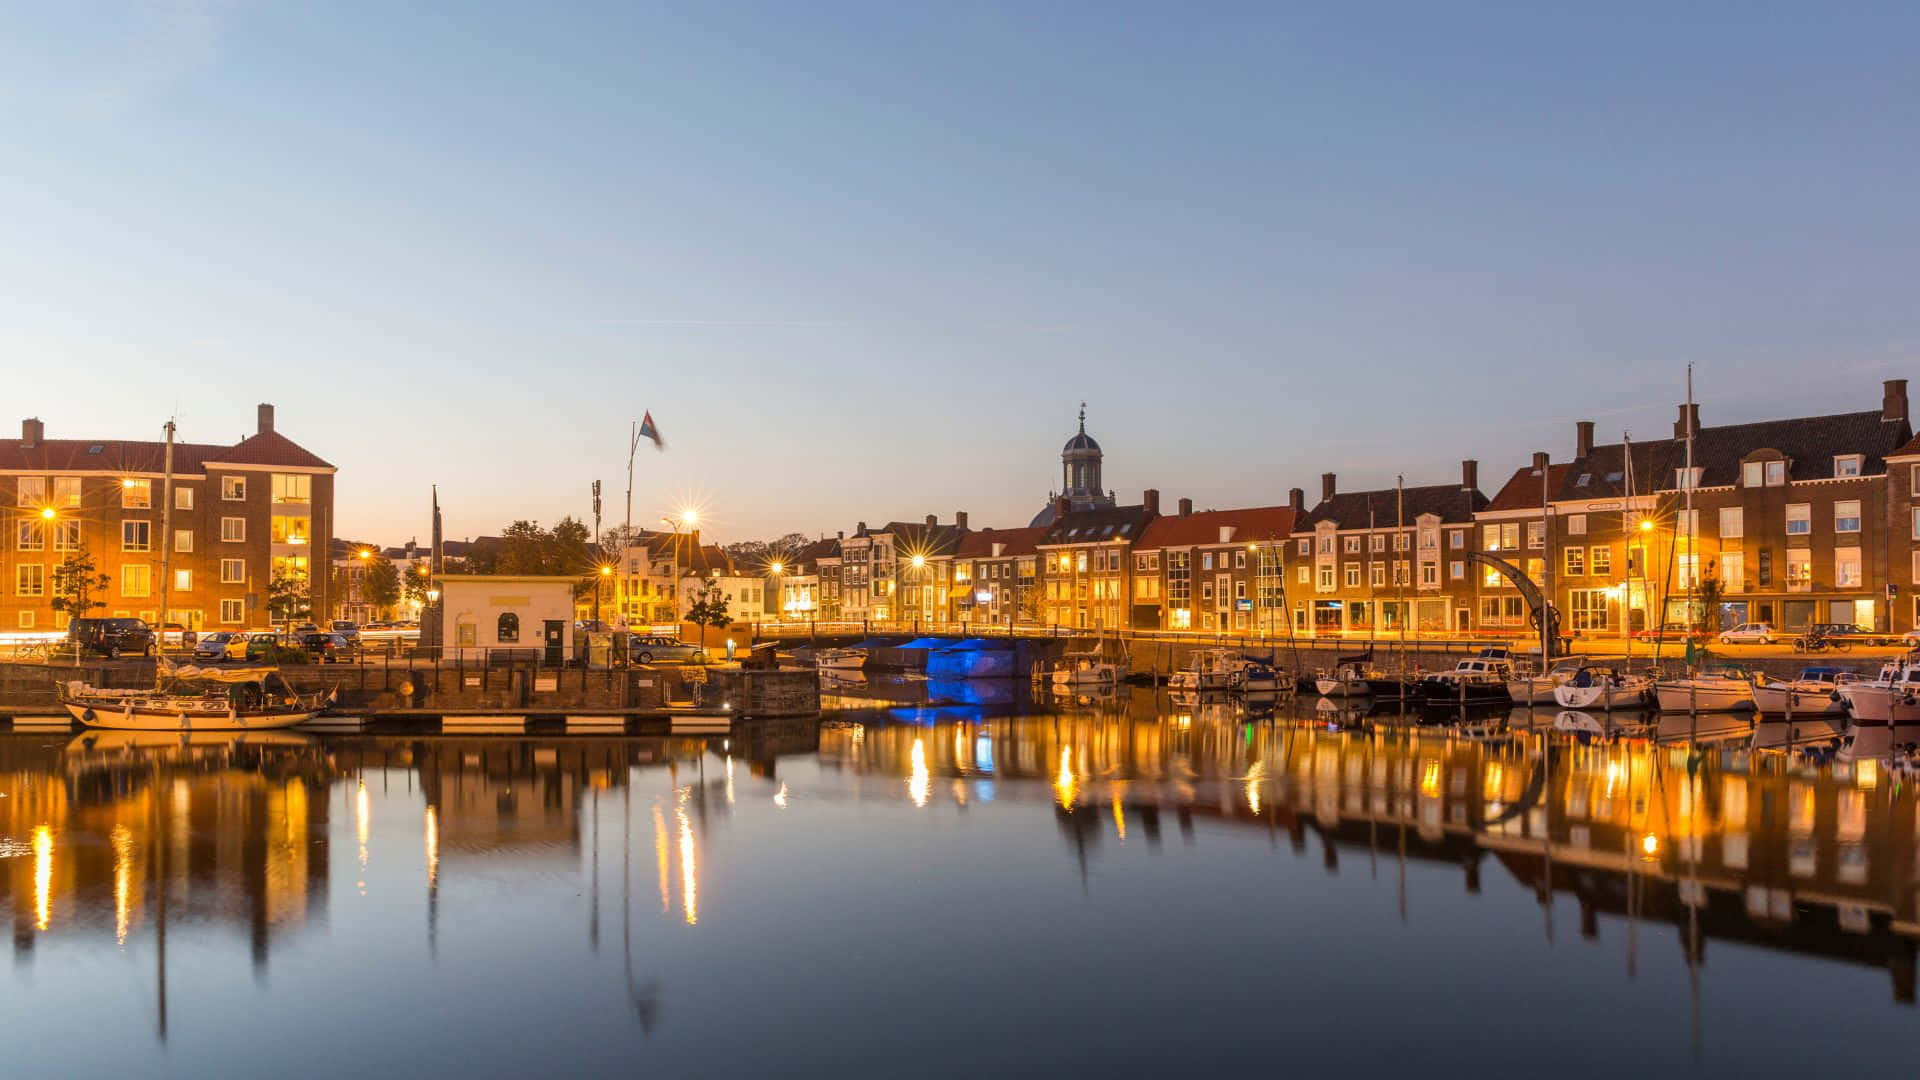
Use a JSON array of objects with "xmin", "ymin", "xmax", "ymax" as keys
[
  {"xmin": 1685, "ymin": 366, "xmax": 1697, "ymax": 647},
  {"xmin": 1623, "ymin": 433, "xmax": 1633, "ymax": 671},
  {"xmin": 1396, "ymin": 476, "xmax": 1406, "ymax": 659},
  {"xmin": 157, "ymin": 419, "xmax": 174, "ymax": 681}
]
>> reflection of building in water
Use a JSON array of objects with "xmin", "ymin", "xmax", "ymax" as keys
[
  {"xmin": 0, "ymin": 734, "xmax": 336, "ymax": 968},
  {"xmin": 824, "ymin": 712, "xmax": 1920, "ymax": 1002}
]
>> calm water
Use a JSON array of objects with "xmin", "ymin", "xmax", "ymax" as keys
[{"xmin": 2, "ymin": 688, "xmax": 1916, "ymax": 1077}]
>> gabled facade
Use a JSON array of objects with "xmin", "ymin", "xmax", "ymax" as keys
[
  {"xmin": 1034, "ymin": 494, "xmax": 1157, "ymax": 629},
  {"xmin": 951, "ymin": 526, "xmax": 1045, "ymax": 625},
  {"xmin": 1132, "ymin": 497, "xmax": 1297, "ymax": 632},
  {"xmin": 1290, "ymin": 464, "xmax": 1488, "ymax": 636}
]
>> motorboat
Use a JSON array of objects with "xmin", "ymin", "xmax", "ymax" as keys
[
  {"xmin": 1750, "ymin": 667, "xmax": 1852, "ymax": 717},
  {"xmin": 62, "ymin": 666, "xmax": 329, "ymax": 731},
  {"xmin": 1653, "ymin": 667, "xmax": 1756, "ymax": 713},
  {"xmin": 1508, "ymin": 655, "xmax": 1587, "ymax": 705},
  {"xmin": 1552, "ymin": 665, "xmax": 1653, "ymax": 710},
  {"xmin": 1168, "ymin": 649, "xmax": 1243, "ymax": 692},
  {"xmin": 1838, "ymin": 658, "xmax": 1920, "ymax": 727},
  {"xmin": 1419, "ymin": 649, "xmax": 1515, "ymax": 705},
  {"xmin": 1049, "ymin": 654, "xmax": 1126, "ymax": 688},
  {"xmin": 814, "ymin": 647, "xmax": 868, "ymax": 671},
  {"xmin": 1235, "ymin": 657, "xmax": 1291, "ymax": 695},
  {"xmin": 1314, "ymin": 653, "xmax": 1377, "ymax": 697}
]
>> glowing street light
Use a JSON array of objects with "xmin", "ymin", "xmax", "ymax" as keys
[{"xmin": 39, "ymin": 507, "xmax": 55, "ymax": 520}]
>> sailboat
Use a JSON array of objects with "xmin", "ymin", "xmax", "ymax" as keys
[
  {"xmin": 60, "ymin": 419, "xmax": 330, "ymax": 730},
  {"xmin": 1048, "ymin": 630, "xmax": 1128, "ymax": 688},
  {"xmin": 1651, "ymin": 370, "xmax": 1754, "ymax": 716}
]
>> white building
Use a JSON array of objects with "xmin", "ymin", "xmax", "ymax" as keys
[{"xmin": 438, "ymin": 574, "xmax": 576, "ymax": 661}]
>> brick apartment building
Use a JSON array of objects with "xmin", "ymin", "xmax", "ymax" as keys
[
  {"xmin": 1034, "ymin": 494, "xmax": 1156, "ymax": 629},
  {"xmin": 1130, "ymin": 498, "xmax": 1297, "ymax": 632},
  {"xmin": 1290, "ymin": 464, "xmax": 1488, "ymax": 637},
  {"xmin": 1, "ymin": 404, "xmax": 334, "ymax": 632},
  {"xmin": 950, "ymin": 525, "xmax": 1044, "ymax": 626}
]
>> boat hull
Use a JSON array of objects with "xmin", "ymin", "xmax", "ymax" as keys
[
  {"xmin": 1315, "ymin": 677, "xmax": 1369, "ymax": 698},
  {"xmin": 1553, "ymin": 680, "xmax": 1651, "ymax": 711},
  {"xmin": 66, "ymin": 701, "xmax": 316, "ymax": 731},
  {"xmin": 1751, "ymin": 683, "xmax": 1845, "ymax": 717},
  {"xmin": 1653, "ymin": 682, "xmax": 1754, "ymax": 713}
]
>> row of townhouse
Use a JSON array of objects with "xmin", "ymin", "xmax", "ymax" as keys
[
  {"xmin": 795, "ymin": 380, "xmax": 1920, "ymax": 637},
  {"xmin": 1, "ymin": 405, "xmax": 335, "ymax": 633}
]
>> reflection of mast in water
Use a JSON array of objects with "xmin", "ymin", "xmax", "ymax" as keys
[
  {"xmin": 149, "ymin": 760, "xmax": 167, "ymax": 1045},
  {"xmin": 653, "ymin": 803, "xmax": 670, "ymax": 914},
  {"xmin": 622, "ymin": 777, "xmax": 661, "ymax": 1034},
  {"xmin": 589, "ymin": 787, "xmax": 600, "ymax": 952},
  {"xmin": 425, "ymin": 804, "xmax": 439, "ymax": 958}
]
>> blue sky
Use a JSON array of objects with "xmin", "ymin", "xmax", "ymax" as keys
[{"xmin": 5, "ymin": 2, "xmax": 1918, "ymax": 545}]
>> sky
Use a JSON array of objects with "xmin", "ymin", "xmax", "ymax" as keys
[{"xmin": 5, "ymin": 2, "xmax": 1920, "ymax": 547}]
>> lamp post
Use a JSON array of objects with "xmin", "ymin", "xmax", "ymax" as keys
[
  {"xmin": 767, "ymin": 560, "xmax": 784, "ymax": 628},
  {"xmin": 661, "ymin": 508, "xmax": 698, "ymax": 630}
]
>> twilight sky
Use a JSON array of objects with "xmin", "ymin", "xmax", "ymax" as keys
[{"xmin": 6, "ymin": 2, "xmax": 1919, "ymax": 547}]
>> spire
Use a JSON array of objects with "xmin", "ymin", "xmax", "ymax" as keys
[{"xmin": 1078, "ymin": 402, "xmax": 1086, "ymax": 434}]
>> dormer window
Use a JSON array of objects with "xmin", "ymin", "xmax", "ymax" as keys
[
  {"xmin": 1835, "ymin": 454, "xmax": 1863, "ymax": 478},
  {"xmin": 1675, "ymin": 467, "xmax": 1703, "ymax": 490},
  {"xmin": 1766, "ymin": 461, "xmax": 1786, "ymax": 486}
]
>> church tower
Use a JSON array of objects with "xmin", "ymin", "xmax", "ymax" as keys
[{"xmin": 1031, "ymin": 404, "xmax": 1117, "ymax": 526}]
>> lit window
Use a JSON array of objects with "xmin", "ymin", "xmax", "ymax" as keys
[
  {"xmin": 121, "ymin": 478, "xmax": 151, "ymax": 508},
  {"xmin": 1591, "ymin": 546, "xmax": 1612, "ymax": 576},
  {"xmin": 16, "ymin": 564, "xmax": 45, "ymax": 596},
  {"xmin": 1566, "ymin": 515, "xmax": 1586, "ymax": 536},
  {"xmin": 53, "ymin": 477, "xmax": 81, "ymax": 508},
  {"xmin": 174, "ymin": 486, "xmax": 194, "ymax": 511},
  {"xmin": 52, "ymin": 521, "xmax": 80, "ymax": 552},
  {"xmin": 1742, "ymin": 461, "xmax": 1764, "ymax": 488},
  {"xmin": 271, "ymin": 515, "xmax": 310, "ymax": 545},
  {"xmin": 16, "ymin": 521, "xmax": 44, "ymax": 552},
  {"xmin": 1835, "ymin": 546, "xmax": 1862, "ymax": 588},
  {"xmin": 121, "ymin": 565, "xmax": 151, "ymax": 597},
  {"xmin": 271, "ymin": 473, "xmax": 312, "ymax": 502},
  {"xmin": 1835, "ymin": 500, "xmax": 1861, "ymax": 533},
  {"xmin": 175, "ymin": 569, "xmax": 192, "ymax": 591},
  {"xmin": 16, "ymin": 477, "xmax": 47, "ymax": 507},
  {"xmin": 1765, "ymin": 461, "xmax": 1787, "ymax": 486},
  {"xmin": 1564, "ymin": 547, "xmax": 1585, "ymax": 576},
  {"xmin": 1720, "ymin": 507, "xmax": 1743, "ymax": 539}
]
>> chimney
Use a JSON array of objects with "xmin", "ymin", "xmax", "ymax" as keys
[
  {"xmin": 1143, "ymin": 488, "xmax": 1161, "ymax": 515},
  {"xmin": 925, "ymin": 513, "xmax": 937, "ymax": 526},
  {"xmin": 1321, "ymin": 472, "xmax": 1337, "ymax": 502},
  {"xmin": 1178, "ymin": 497, "xmax": 1193, "ymax": 517},
  {"xmin": 1885, "ymin": 379, "xmax": 1909, "ymax": 424},
  {"xmin": 837, "ymin": 530, "xmax": 844, "ymax": 540},
  {"xmin": 1674, "ymin": 403, "xmax": 1700, "ymax": 439},
  {"xmin": 1575, "ymin": 420, "xmax": 1595, "ymax": 460},
  {"xmin": 856, "ymin": 521, "xmax": 867, "ymax": 535},
  {"xmin": 1288, "ymin": 487, "xmax": 1304, "ymax": 512},
  {"xmin": 21, "ymin": 418, "xmax": 43, "ymax": 448},
  {"xmin": 955, "ymin": 511, "xmax": 968, "ymax": 530},
  {"xmin": 1461, "ymin": 459, "xmax": 1478, "ymax": 492},
  {"xmin": 257, "ymin": 403, "xmax": 275, "ymax": 434},
  {"xmin": 1532, "ymin": 450, "xmax": 1549, "ymax": 471}
]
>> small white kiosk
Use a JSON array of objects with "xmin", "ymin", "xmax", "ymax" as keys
[{"xmin": 437, "ymin": 575, "xmax": 577, "ymax": 664}]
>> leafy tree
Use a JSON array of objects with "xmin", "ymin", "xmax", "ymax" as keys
[
  {"xmin": 1018, "ymin": 586, "xmax": 1045, "ymax": 624},
  {"xmin": 724, "ymin": 539, "xmax": 769, "ymax": 564},
  {"xmin": 268, "ymin": 565, "xmax": 312, "ymax": 627},
  {"xmin": 50, "ymin": 546, "xmax": 112, "ymax": 620},
  {"xmin": 363, "ymin": 556, "xmax": 401, "ymax": 618},
  {"xmin": 1694, "ymin": 561, "xmax": 1725, "ymax": 633},
  {"xmin": 402, "ymin": 562, "xmax": 433, "ymax": 608},
  {"xmin": 682, "ymin": 578, "xmax": 733, "ymax": 647}
]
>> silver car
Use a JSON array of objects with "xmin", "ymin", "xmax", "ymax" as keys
[
  {"xmin": 628, "ymin": 635, "xmax": 707, "ymax": 664},
  {"xmin": 1717, "ymin": 622, "xmax": 1775, "ymax": 645}
]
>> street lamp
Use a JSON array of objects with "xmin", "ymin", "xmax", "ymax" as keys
[{"xmin": 910, "ymin": 553, "xmax": 928, "ymax": 628}]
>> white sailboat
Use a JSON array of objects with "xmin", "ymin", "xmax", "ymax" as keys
[
  {"xmin": 1508, "ymin": 655, "xmax": 1587, "ymax": 705},
  {"xmin": 1553, "ymin": 665, "xmax": 1654, "ymax": 710},
  {"xmin": 1750, "ymin": 668, "xmax": 1852, "ymax": 717}
]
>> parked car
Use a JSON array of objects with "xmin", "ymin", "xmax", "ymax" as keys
[
  {"xmin": 297, "ymin": 632, "xmax": 357, "ymax": 662},
  {"xmin": 330, "ymin": 620, "xmax": 362, "ymax": 643},
  {"xmin": 155, "ymin": 622, "xmax": 189, "ymax": 646},
  {"xmin": 1633, "ymin": 622, "xmax": 1708, "ymax": 644},
  {"xmin": 67, "ymin": 617, "xmax": 155, "ymax": 658},
  {"xmin": 627, "ymin": 636, "xmax": 708, "ymax": 664},
  {"xmin": 1717, "ymin": 622, "xmax": 1775, "ymax": 645},
  {"xmin": 193, "ymin": 631, "xmax": 237, "ymax": 661},
  {"xmin": 235, "ymin": 631, "xmax": 283, "ymax": 661},
  {"xmin": 1796, "ymin": 623, "xmax": 1886, "ymax": 650}
]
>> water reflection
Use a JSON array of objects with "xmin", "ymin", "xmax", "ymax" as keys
[{"xmin": 1, "ymin": 702, "xmax": 1916, "ymax": 1073}]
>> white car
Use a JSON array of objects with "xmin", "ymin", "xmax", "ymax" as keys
[{"xmin": 1718, "ymin": 622, "xmax": 1775, "ymax": 645}]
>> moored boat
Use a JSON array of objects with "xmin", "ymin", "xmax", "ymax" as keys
[
  {"xmin": 62, "ymin": 667, "xmax": 327, "ymax": 731},
  {"xmin": 1419, "ymin": 649, "xmax": 1515, "ymax": 705},
  {"xmin": 1750, "ymin": 667, "xmax": 1852, "ymax": 717},
  {"xmin": 1508, "ymin": 656, "xmax": 1588, "ymax": 705},
  {"xmin": 1168, "ymin": 649, "xmax": 1243, "ymax": 692},
  {"xmin": 1653, "ymin": 668, "xmax": 1755, "ymax": 713},
  {"xmin": 1552, "ymin": 665, "xmax": 1653, "ymax": 710},
  {"xmin": 814, "ymin": 647, "xmax": 868, "ymax": 671}
]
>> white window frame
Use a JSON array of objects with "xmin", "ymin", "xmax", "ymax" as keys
[
  {"xmin": 174, "ymin": 569, "xmax": 192, "ymax": 592},
  {"xmin": 52, "ymin": 520, "xmax": 80, "ymax": 553},
  {"xmin": 1834, "ymin": 454, "xmax": 1863, "ymax": 478},
  {"xmin": 16, "ymin": 476, "xmax": 47, "ymax": 507},
  {"xmin": 175, "ymin": 486, "xmax": 194, "ymax": 511},
  {"xmin": 122, "ymin": 520, "xmax": 151, "ymax": 552},
  {"xmin": 121, "ymin": 478, "xmax": 152, "ymax": 509},
  {"xmin": 1835, "ymin": 500, "xmax": 1861, "ymax": 533},
  {"xmin": 221, "ymin": 475, "xmax": 247, "ymax": 501},
  {"xmin": 174, "ymin": 529, "xmax": 192, "ymax": 553},
  {"xmin": 1742, "ymin": 461, "xmax": 1764, "ymax": 488},
  {"xmin": 221, "ymin": 517, "xmax": 246, "ymax": 543},
  {"xmin": 220, "ymin": 558, "xmax": 246, "ymax": 584},
  {"xmin": 121, "ymin": 564, "xmax": 151, "ymax": 598},
  {"xmin": 1785, "ymin": 503, "xmax": 1811, "ymax": 536},
  {"xmin": 219, "ymin": 598, "xmax": 245, "ymax": 624},
  {"xmin": 1566, "ymin": 515, "xmax": 1587, "ymax": 536},
  {"xmin": 1835, "ymin": 546, "xmax": 1863, "ymax": 589},
  {"xmin": 1719, "ymin": 507, "xmax": 1744, "ymax": 540},
  {"xmin": 16, "ymin": 563, "xmax": 45, "ymax": 596}
]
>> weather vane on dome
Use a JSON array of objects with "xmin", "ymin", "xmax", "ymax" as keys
[{"xmin": 1078, "ymin": 402, "xmax": 1086, "ymax": 433}]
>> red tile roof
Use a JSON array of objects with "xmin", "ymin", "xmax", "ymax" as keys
[
  {"xmin": 0, "ymin": 430, "xmax": 332, "ymax": 473},
  {"xmin": 207, "ymin": 430, "xmax": 334, "ymax": 469},
  {"xmin": 1484, "ymin": 464, "xmax": 1572, "ymax": 513},
  {"xmin": 1136, "ymin": 505, "xmax": 1296, "ymax": 549},
  {"xmin": 955, "ymin": 526, "xmax": 1046, "ymax": 558}
]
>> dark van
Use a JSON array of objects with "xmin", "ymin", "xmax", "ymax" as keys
[{"xmin": 68, "ymin": 617, "xmax": 156, "ymax": 658}]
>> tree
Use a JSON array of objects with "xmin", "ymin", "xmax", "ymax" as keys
[
  {"xmin": 724, "ymin": 540, "xmax": 769, "ymax": 565},
  {"xmin": 363, "ymin": 557, "xmax": 401, "ymax": 618},
  {"xmin": 682, "ymin": 578, "xmax": 733, "ymax": 647},
  {"xmin": 50, "ymin": 546, "xmax": 112, "ymax": 620},
  {"xmin": 402, "ymin": 562, "xmax": 433, "ymax": 608},
  {"xmin": 268, "ymin": 565, "xmax": 312, "ymax": 627},
  {"xmin": 1694, "ymin": 560, "xmax": 1725, "ymax": 633},
  {"xmin": 1018, "ymin": 586, "xmax": 1045, "ymax": 624}
]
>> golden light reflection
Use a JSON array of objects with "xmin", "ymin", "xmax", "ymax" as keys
[
  {"xmin": 1055, "ymin": 747, "xmax": 1078, "ymax": 810},
  {"xmin": 1482, "ymin": 763, "xmax": 1504, "ymax": 802},
  {"xmin": 653, "ymin": 803, "xmax": 670, "ymax": 914},
  {"xmin": 1642, "ymin": 833, "xmax": 1660, "ymax": 857},
  {"xmin": 908, "ymin": 737, "xmax": 931, "ymax": 808},
  {"xmin": 773, "ymin": 782, "xmax": 789, "ymax": 810},
  {"xmin": 424, "ymin": 805, "xmax": 439, "ymax": 889},
  {"xmin": 676, "ymin": 797, "xmax": 698, "ymax": 926},
  {"xmin": 725, "ymin": 754, "xmax": 735, "ymax": 806},
  {"xmin": 1245, "ymin": 760, "xmax": 1266, "ymax": 815},
  {"xmin": 356, "ymin": 780, "xmax": 370, "ymax": 873},
  {"xmin": 1419, "ymin": 760, "xmax": 1441, "ymax": 800},
  {"xmin": 112, "ymin": 824, "xmax": 134, "ymax": 945},
  {"xmin": 1856, "ymin": 758, "xmax": 1878, "ymax": 790},
  {"xmin": 1112, "ymin": 785, "xmax": 1127, "ymax": 841},
  {"xmin": 33, "ymin": 825, "xmax": 53, "ymax": 931}
]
